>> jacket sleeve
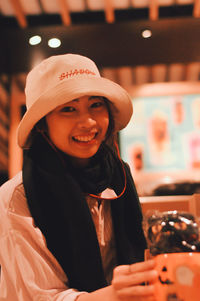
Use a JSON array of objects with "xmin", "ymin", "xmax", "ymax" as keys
[{"xmin": 0, "ymin": 179, "xmax": 88, "ymax": 301}]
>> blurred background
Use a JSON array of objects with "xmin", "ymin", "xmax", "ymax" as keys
[{"xmin": 0, "ymin": 0, "xmax": 200, "ymax": 196}]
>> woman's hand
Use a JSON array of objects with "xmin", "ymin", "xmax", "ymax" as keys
[{"xmin": 111, "ymin": 259, "xmax": 158, "ymax": 301}]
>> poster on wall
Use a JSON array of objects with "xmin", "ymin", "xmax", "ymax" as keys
[{"xmin": 120, "ymin": 94, "xmax": 200, "ymax": 173}]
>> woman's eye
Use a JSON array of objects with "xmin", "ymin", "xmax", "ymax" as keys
[
  {"xmin": 60, "ymin": 106, "xmax": 75, "ymax": 113},
  {"xmin": 91, "ymin": 101, "xmax": 104, "ymax": 108}
]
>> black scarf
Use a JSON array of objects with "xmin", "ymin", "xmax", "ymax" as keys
[{"xmin": 23, "ymin": 135, "xmax": 147, "ymax": 292}]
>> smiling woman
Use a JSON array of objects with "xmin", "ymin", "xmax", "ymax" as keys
[{"xmin": 0, "ymin": 53, "xmax": 157, "ymax": 301}]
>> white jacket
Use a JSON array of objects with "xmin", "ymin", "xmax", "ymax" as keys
[{"xmin": 0, "ymin": 172, "xmax": 117, "ymax": 301}]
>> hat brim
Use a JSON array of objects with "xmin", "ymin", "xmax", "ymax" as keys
[{"xmin": 17, "ymin": 76, "xmax": 133, "ymax": 147}]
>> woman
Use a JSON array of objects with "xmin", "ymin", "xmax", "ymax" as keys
[{"xmin": 0, "ymin": 54, "xmax": 157, "ymax": 300}]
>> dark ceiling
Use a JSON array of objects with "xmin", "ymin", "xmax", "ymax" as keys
[{"xmin": 1, "ymin": 4, "xmax": 200, "ymax": 74}]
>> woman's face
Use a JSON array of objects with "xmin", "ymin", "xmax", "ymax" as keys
[{"xmin": 46, "ymin": 95, "xmax": 109, "ymax": 166}]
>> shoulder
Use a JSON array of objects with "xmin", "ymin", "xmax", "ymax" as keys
[
  {"xmin": 0, "ymin": 171, "xmax": 30, "ymax": 236},
  {"xmin": 0, "ymin": 171, "xmax": 31, "ymax": 220},
  {"xmin": 0, "ymin": 172, "xmax": 23, "ymax": 209},
  {"xmin": 122, "ymin": 161, "xmax": 134, "ymax": 181}
]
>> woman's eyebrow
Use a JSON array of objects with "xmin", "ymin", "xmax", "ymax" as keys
[
  {"xmin": 71, "ymin": 98, "xmax": 79, "ymax": 102},
  {"xmin": 88, "ymin": 96, "xmax": 103, "ymax": 101},
  {"xmin": 67, "ymin": 96, "xmax": 103, "ymax": 104}
]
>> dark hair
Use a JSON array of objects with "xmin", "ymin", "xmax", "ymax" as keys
[
  {"xmin": 24, "ymin": 117, "xmax": 47, "ymax": 148},
  {"xmin": 102, "ymin": 97, "xmax": 116, "ymax": 147}
]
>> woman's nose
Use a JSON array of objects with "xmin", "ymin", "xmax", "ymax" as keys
[{"xmin": 77, "ymin": 113, "xmax": 96, "ymax": 129}]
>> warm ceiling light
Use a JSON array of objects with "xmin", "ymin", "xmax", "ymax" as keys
[
  {"xmin": 29, "ymin": 35, "xmax": 42, "ymax": 45},
  {"xmin": 141, "ymin": 29, "xmax": 152, "ymax": 39},
  {"xmin": 48, "ymin": 38, "xmax": 61, "ymax": 48}
]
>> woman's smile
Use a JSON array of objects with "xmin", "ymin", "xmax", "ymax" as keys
[{"xmin": 72, "ymin": 130, "xmax": 98, "ymax": 143}]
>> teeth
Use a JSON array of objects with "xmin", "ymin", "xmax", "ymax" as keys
[{"xmin": 73, "ymin": 133, "xmax": 96, "ymax": 142}]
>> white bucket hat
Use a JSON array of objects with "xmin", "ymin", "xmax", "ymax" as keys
[{"xmin": 17, "ymin": 53, "xmax": 133, "ymax": 147}]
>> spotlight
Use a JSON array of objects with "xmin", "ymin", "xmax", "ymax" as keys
[
  {"xmin": 141, "ymin": 29, "xmax": 152, "ymax": 39},
  {"xmin": 29, "ymin": 35, "xmax": 42, "ymax": 45},
  {"xmin": 48, "ymin": 38, "xmax": 61, "ymax": 48}
]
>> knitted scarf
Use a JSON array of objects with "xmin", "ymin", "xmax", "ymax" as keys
[{"xmin": 23, "ymin": 134, "xmax": 147, "ymax": 292}]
